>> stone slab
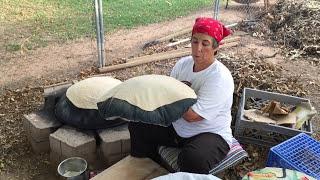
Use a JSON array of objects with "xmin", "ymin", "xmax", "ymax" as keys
[{"xmin": 91, "ymin": 156, "xmax": 169, "ymax": 180}]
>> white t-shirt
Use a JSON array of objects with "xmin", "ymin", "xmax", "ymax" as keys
[{"xmin": 170, "ymin": 56, "xmax": 234, "ymax": 146}]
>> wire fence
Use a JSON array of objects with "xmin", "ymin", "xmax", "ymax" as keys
[
  {"xmin": 213, "ymin": 0, "xmax": 272, "ymax": 25},
  {"xmin": 1, "ymin": 0, "xmax": 97, "ymax": 59},
  {"xmin": 1, "ymin": 0, "xmax": 274, "ymax": 68},
  {"xmin": 211, "ymin": 0, "xmax": 274, "ymax": 51}
]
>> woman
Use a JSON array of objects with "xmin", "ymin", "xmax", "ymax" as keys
[{"xmin": 129, "ymin": 17, "xmax": 234, "ymax": 174}]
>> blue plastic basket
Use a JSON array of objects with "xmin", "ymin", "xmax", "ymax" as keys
[{"xmin": 266, "ymin": 133, "xmax": 320, "ymax": 179}]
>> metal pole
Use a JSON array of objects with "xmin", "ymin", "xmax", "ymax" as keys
[
  {"xmin": 213, "ymin": 0, "xmax": 220, "ymax": 20},
  {"xmin": 98, "ymin": 0, "xmax": 106, "ymax": 67},
  {"xmin": 94, "ymin": 0, "xmax": 102, "ymax": 68}
]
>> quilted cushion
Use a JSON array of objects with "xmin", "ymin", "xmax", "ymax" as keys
[
  {"xmin": 158, "ymin": 138, "xmax": 248, "ymax": 174},
  {"xmin": 66, "ymin": 76, "xmax": 122, "ymax": 109},
  {"xmin": 97, "ymin": 75, "xmax": 197, "ymax": 127},
  {"xmin": 55, "ymin": 76, "xmax": 125, "ymax": 130}
]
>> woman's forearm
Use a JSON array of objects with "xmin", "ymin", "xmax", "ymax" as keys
[{"xmin": 182, "ymin": 108, "xmax": 203, "ymax": 122}]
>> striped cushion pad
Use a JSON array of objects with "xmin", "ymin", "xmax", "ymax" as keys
[{"xmin": 158, "ymin": 138, "xmax": 248, "ymax": 175}]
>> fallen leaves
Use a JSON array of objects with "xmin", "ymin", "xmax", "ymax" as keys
[
  {"xmin": 0, "ymin": 87, "xmax": 43, "ymax": 173},
  {"xmin": 253, "ymin": 0, "xmax": 320, "ymax": 58},
  {"xmin": 0, "ymin": 26, "xmax": 313, "ymax": 179},
  {"xmin": 218, "ymin": 51, "xmax": 307, "ymax": 123}
]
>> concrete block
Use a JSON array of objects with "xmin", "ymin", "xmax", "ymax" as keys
[
  {"xmin": 122, "ymin": 152, "xmax": 130, "ymax": 158},
  {"xmin": 107, "ymin": 154, "xmax": 124, "ymax": 166},
  {"xmin": 50, "ymin": 151, "xmax": 62, "ymax": 171},
  {"xmin": 30, "ymin": 138, "xmax": 50, "ymax": 154},
  {"xmin": 23, "ymin": 114, "xmax": 30, "ymax": 134},
  {"xmin": 24, "ymin": 111, "xmax": 61, "ymax": 142},
  {"xmin": 24, "ymin": 111, "xmax": 61, "ymax": 153},
  {"xmin": 101, "ymin": 140, "xmax": 122, "ymax": 157},
  {"xmin": 49, "ymin": 126, "xmax": 96, "ymax": 164},
  {"xmin": 61, "ymin": 138, "xmax": 96, "ymax": 156},
  {"xmin": 122, "ymin": 138, "xmax": 131, "ymax": 155},
  {"xmin": 25, "ymin": 122, "xmax": 51, "ymax": 153},
  {"xmin": 98, "ymin": 124, "xmax": 131, "ymax": 160},
  {"xmin": 61, "ymin": 141, "xmax": 97, "ymax": 164},
  {"xmin": 49, "ymin": 134, "xmax": 62, "ymax": 155}
]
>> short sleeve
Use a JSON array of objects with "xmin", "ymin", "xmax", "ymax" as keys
[
  {"xmin": 170, "ymin": 58, "xmax": 183, "ymax": 79},
  {"xmin": 191, "ymin": 78, "xmax": 232, "ymax": 121}
]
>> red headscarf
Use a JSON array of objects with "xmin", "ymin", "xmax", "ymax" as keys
[{"xmin": 192, "ymin": 17, "xmax": 232, "ymax": 44}]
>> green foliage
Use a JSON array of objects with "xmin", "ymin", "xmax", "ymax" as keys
[
  {"xmin": 104, "ymin": 0, "xmax": 213, "ymax": 31},
  {"xmin": 5, "ymin": 43, "xmax": 21, "ymax": 52}
]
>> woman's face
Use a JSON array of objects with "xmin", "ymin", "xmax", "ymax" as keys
[{"xmin": 191, "ymin": 33, "xmax": 218, "ymax": 66}]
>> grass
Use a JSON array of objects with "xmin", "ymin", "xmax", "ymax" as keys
[{"xmin": 1, "ymin": 0, "xmax": 213, "ymax": 52}]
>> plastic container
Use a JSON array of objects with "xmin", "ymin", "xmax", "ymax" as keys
[
  {"xmin": 266, "ymin": 133, "xmax": 320, "ymax": 179},
  {"xmin": 235, "ymin": 88, "xmax": 313, "ymax": 147}
]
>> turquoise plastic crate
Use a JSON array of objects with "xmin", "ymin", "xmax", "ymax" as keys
[{"xmin": 266, "ymin": 133, "xmax": 320, "ymax": 179}]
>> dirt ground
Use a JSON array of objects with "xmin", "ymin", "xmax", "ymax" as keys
[
  {"xmin": 0, "ymin": 10, "xmax": 215, "ymax": 93},
  {"xmin": 0, "ymin": 1, "xmax": 256, "ymax": 92},
  {"xmin": 0, "ymin": 3, "xmax": 319, "ymax": 180}
]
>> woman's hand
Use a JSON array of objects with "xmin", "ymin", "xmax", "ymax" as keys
[{"xmin": 182, "ymin": 108, "xmax": 203, "ymax": 122}]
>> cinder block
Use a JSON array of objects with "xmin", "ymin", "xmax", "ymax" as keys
[
  {"xmin": 122, "ymin": 138, "xmax": 131, "ymax": 154},
  {"xmin": 107, "ymin": 154, "xmax": 124, "ymax": 165},
  {"xmin": 49, "ymin": 134, "xmax": 62, "ymax": 155},
  {"xmin": 61, "ymin": 141, "xmax": 97, "ymax": 164},
  {"xmin": 102, "ymin": 140, "xmax": 122, "ymax": 156},
  {"xmin": 49, "ymin": 126, "xmax": 97, "ymax": 164},
  {"xmin": 50, "ymin": 151, "xmax": 62, "ymax": 171},
  {"xmin": 98, "ymin": 124, "xmax": 130, "ymax": 165},
  {"xmin": 24, "ymin": 111, "xmax": 61, "ymax": 141},
  {"xmin": 30, "ymin": 138, "xmax": 50, "ymax": 154},
  {"xmin": 24, "ymin": 111, "xmax": 61, "ymax": 153}
]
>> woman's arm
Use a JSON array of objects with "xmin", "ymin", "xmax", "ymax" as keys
[{"xmin": 182, "ymin": 107, "xmax": 204, "ymax": 122}]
